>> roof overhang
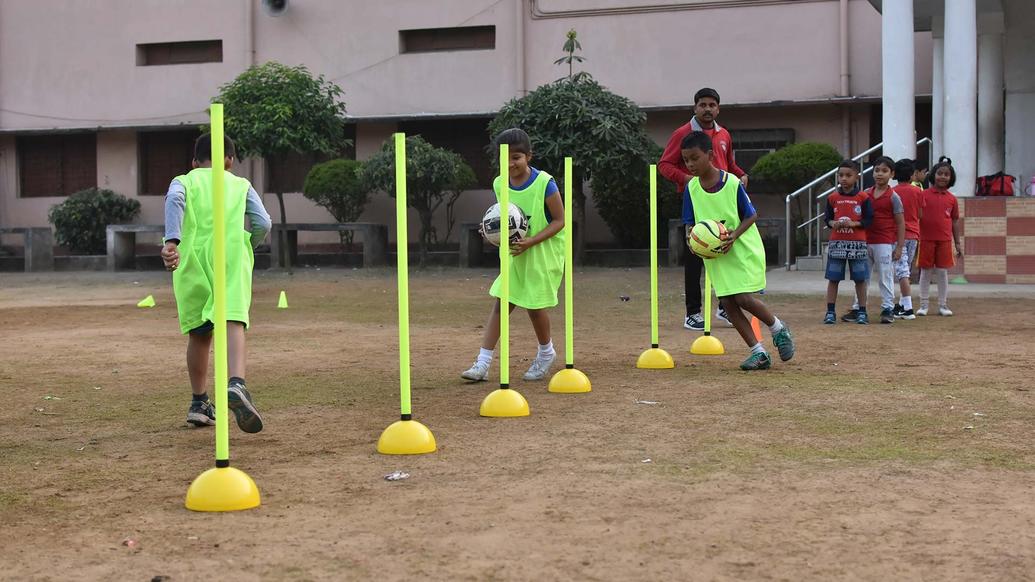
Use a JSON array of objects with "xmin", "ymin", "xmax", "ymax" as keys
[{"xmin": 866, "ymin": 0, "xmax": 1004, "ymax": 31}]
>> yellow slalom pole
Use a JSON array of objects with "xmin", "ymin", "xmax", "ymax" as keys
[
  {"xmin": 636, "ymin": 164, "xmax": 674, "ymax": 369},
  {"xmin": 185, "ymin": 103, "xmax": 260, "ymax": 511},
  {"xmin": 548, "ymin": 157, "xmax": 591, "ymax": 393},
  {"xmin": 377, "ymin": 133, "xmax": 436, "ymax": 454},
  {"xmin": 480, "ymin": 143, "xmax": 529, "ymax": 416}
]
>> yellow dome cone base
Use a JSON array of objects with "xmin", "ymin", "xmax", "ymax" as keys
[
  {"xmin": 377, "ymin": 419, "xmax": 437, "ymax": 455},
  {"xmin": 548, "ymin": 367, "xmax": 592, "ymax": 393},
  {"xmin": 185, "ymin": 466, "xmax": 261, "ymax": 512},
  {"xmin": 691, "ymin": 334, "xmax": 726, "ymax": 356},
  {"xmin": 480, "ymin": 388, "xmax": 530, "ymax": 417},
  {"xmin": 137, "ymin": 295, "xmax": 155, "ymax": 308},
  {"xmin": 637, "ymin": 347, "xmax": 674, "ymax": 369}
]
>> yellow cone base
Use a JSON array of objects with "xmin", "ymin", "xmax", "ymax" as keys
[
  {"xmin": 548, "ymin": 367, "xmax": 592, "ymax": 393},
  {"xmin": 637, "ymin": 347, "xmax": 674, "ymax": 369},
  {"xmin": 480, "ymin": 388, "xmax": 530, "ymax": 417},
  {"xmin": 185, "ymin": 466, "xmax": 261, "ymax": 512},
  {"xmin": 377, "ymin": 419, "xmax": 437, "ymax": 455},
  {"xmin": 277, "ymin": 291, "xmax": 288, "ymax": 309},
  {"xmin": 137, "ymin": 295, "xmax": 155, "ymax": 308},
  {"xmin": 691, "ymin": 334, "xmax": 726, "ymax": 356}
]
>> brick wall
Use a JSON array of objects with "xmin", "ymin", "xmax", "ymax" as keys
[{"xmin": 959, "ymin": 197, "xmax": 1035, "ymax": 284}]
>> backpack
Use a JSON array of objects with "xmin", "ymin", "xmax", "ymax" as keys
[{"xmin": 975, "ymin": 172, "xmax": 1015, "ymax": 196}]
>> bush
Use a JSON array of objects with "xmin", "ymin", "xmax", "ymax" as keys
[
  {"xmin": 303, "ymin": 159, "xmax": 369, "ymax": 224},
  {"xmin": 750, "ymin": 142, "xmax": 843, "ymax": 193},
  {"xmin": 48, "ymin": 189, "xmax": 141, "ymax": 254},
  {"xmin": 589, "ymin": 143, "xmax": 682, "ymax": 248}
]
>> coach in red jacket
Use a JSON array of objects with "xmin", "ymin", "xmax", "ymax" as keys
[{"xmin": 658, "ymin": 87, "xmax": 748, "ymax": 330}]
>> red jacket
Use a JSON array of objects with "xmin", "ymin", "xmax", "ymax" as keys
[{"xmin": 659, "ymin": 118, "xmax": 745, "ymax": 186}]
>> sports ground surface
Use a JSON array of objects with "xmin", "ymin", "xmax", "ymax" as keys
[{"xmin": 2, "ymin": 268, "xmax": 1034, "ymax": 581}]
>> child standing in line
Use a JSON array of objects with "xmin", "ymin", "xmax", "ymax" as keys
[
  {"xmin": 461, "ymin": 128, "xmax": 566, "ymax": 382},
  {"xmin": 917, "ymin": 157, "xmax": 963, "ymax": 316},
  {"xmin": 911, "ymin": 158, "xmax": 929, "ymax": 189},
  {"xmin": 893, "ymin": 158, "xmax": 923, "ymax": 319},
  {"xmin": 680, "ymin": 131, "xmax": 795, "ymax": 370},
  {"xmin": 824, "ymin": 160, "xmax": 873, "ymax": 325},
  {"xmin": 161, "ymin": 133, "xmax": 270, "ymax": 432},
  {"xmin": 855, "ymin": 156, "xmax": 905, "ymax": 324}
]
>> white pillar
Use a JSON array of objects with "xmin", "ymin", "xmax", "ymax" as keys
[
  {"xmin": 881, "ymin": 0, "xmax": 916, "ymax": 161},
  {"xmin": 977, "ymin": 13, "xmax": 1005, "ymax": 175},
  {"xmin": 943, "ymin": 0, "xmax": 978, "ymax": 196},
  {"xmin": 932, "ymin": 14, "xmax": 944, "ymax": 161}
]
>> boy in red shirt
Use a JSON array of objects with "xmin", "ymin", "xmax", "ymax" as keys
[
  {"xmin": 659, "ymin": 88, "xmax": 747, "ymax": 331},
  {"xmin": 849, "ymin": 156, "xmax": 904, "ymax": 324},
  {"xmin": 824, "ymin": 160, "xmax": 873, "ymax": 324},
  {"xmin": 917, "ymin": 157, "xmax": 963, "ymax": 316},
  {"xmin": 892, "ymin": 158, "xmax": 923, "ymax": 319}
]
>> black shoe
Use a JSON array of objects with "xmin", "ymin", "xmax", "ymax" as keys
[
  {"xmin": 684, "ymin": 313, "xmax": 705, "ymax": 331},
  {"xmin": 841, "ymin": 309, "xmax": 859, "ymax": 322},
  {"xmin": 228, "ymin": 382, "xmax": 264, "ymax": 433},
  {"xmin": 880, "ymin": 308, "xmax": 895, "ymax": 324},
  {"xmin": 186, "ymin": 399, "xmax": 215, "ymax": 427},
  {"xmin": 895, "ymin": 308, "xmax": 916, "ymax": 320},
  {"xmin": 892, "ymin": 304, "xmax": 903, "ymax": 317}
]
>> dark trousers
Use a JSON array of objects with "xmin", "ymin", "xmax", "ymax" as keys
[{"xmin": 684, "ymin": 244, "xmax": 703, "ymax": 316}]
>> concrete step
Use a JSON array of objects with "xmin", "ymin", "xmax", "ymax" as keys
[{"xmin": 795, "ymin": 255, "xmax": 825, "ymax": 271}]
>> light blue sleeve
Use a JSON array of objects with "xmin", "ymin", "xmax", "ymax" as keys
[
  {"xmin": 164, "ymin": 179, "xmax": 186, "ymax": 243},
  {"xmin": 245, "ymin": 186, "xmax": 272, "ymax": 247}
]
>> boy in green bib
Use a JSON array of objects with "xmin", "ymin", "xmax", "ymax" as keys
[
  {"xmin": 462, "ymin": 128, "xmax": 565, "ymax": 382},
  {"xmin": 160, "ymin": 133, "xmax": 271, "ymax": 431},
  {"xmin": 681, "ymin": 131, "xmax": 795, "ymax": 370}
]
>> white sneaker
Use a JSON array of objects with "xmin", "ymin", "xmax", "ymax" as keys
[
  {"xmin": 716, "ymin": 307, "xmax": 733, "ymax": 327},
  {"xmin": 523, "ymin": 352, "xmax": 556, "ymax": 381},
  {"xmin": 938, "ymin": 306, "xmax": 954, "ymax": 317},
  {"xmin": 916, "ymin": 306, "xmax": 929, "ymax": 316},
  {"xmin": 461, "ymin": 360, "xmax": 490, "ymax": 381}
]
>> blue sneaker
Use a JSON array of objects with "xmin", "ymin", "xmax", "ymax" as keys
[
  {"xmin": 857, "ymin": 311, "xmax": 869, "ymax": 325},
  {"xmin": 772, "ymin": 326, "xmax": 796, "ymax": 362},
  {"xmin": 740, "ymin": 351, "xmax": 772, "ymax": 370},
  {"xmin": 823, "ymin": 312, "xmax": 836, "ymax": 325},
  {"xmin": 228, "ymin": 382, "xmax": 264, "ymax": 433}
]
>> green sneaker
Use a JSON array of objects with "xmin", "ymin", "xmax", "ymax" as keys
[
  {"xmin": 740, "ymin": 351, "xmax": 772, "ymax": 370},
  {"xmin": 772, "ymin": 326, "xmax": 796, "ymax": 362}
]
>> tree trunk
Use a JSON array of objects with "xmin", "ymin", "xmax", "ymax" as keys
[
  {"xmin": 417, "ymin": 207, "xmax": 434, "ymax": 269},
  {"xmin": 276, "ymin": 191, "xmax": 291, "ymax": 273}
]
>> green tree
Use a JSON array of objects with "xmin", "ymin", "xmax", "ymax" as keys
[
  {"xmin": 214, "ymin": 61, "xmax": 349, "ymax": 270},
  {"xmin": 361, "ymin": 136, "xmax": 475, "ymax": 267},
  {"xmin": 302, "ymin": 159, "xmax": 370, "ymax": 249},
  {"xmin": 750, "ymin": 142, "xmax": 843, "ymax": 193},
  {"xmin": 48, "ymin": 188, "xmax": 141, "ymax": 254}
]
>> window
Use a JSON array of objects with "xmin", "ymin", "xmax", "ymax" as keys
[
  {"xmin": 267, "ymin": 125, "xmax": 356, "ymax": 194},
  {"xmin": 400, "ymin": 26, "xmax": 495, "ymax": 53},
  {"xmin": 137, "ymin": 40, "xmax": 222, "ymax": 66},
  {"xmin": 398, "ymin": 118, "xmax": 494, "ymax": 188},
  {"xmin": 139, "ymin": 130, "xmax": 198, "ymax": 195},
  {"xmin": 730, "ymin": 128, "xmax": 795, "ymax": 172},
  {"xmin": 18, "ymin": 133, "xmax": 97, "ymax": 197}
]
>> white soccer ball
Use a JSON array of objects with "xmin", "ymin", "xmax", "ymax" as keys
[{"xmin": 481, "ymin": 203, "xmax": 529, "ymax": 247}]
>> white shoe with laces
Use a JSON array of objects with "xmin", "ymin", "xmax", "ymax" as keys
[
  {"xmin": 461, "ymin": 360, "xmax": 490, "ymax": 381},
  {"xmin": 523, "ymin": 352, "xmax": 556, "ymax": 381},
  {"xmin": 938, "ymin": 306, "xmax": 954, "ymax": 317},
  {"xmin": 916, "ymin": 305, "xmax": 929, "ymax": 316}
]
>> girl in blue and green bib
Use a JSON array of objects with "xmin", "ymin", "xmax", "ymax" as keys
[
  {"xmin": 681, "ymin": 131, "xmax": 796, "ymax": 370},
  {"xmin": 461, "ymin": 129, "xmax": 566, "ymax": 383}
]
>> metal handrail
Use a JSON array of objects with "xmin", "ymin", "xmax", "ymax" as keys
[{"xmin": 784, "ymin": 138, "xmax": 932, "ymax": 269}]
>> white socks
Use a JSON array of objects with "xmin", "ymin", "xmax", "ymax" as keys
[
  {"xmin": 538, "ymin": 340, "xmax": 555, "ymax": 358},
  {"xmin": 768, "ymin": 318, "xmax": 785, "ymax": 334},
  {"xmin": 750, "ymin": 342, "xmax": 766, "ymax": 355},
  {"xmin": 477, "ymin": 348, "xmax": 493, "ymax": 366},
  {"xmin": 901, "ymin": 295, "xmax": 913, "ymax": 310}
]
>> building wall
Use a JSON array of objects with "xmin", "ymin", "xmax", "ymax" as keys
[{"xmin": 958, "ymin": 197, "xmax": 1035, "ymax": 285}]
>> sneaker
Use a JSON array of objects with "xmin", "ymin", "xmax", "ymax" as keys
[
  {"xmin": 715, "ymin": 307, "xmax": 733, "ymax": 327},
  {"xmin": 892, "ymin": 304, "xmax": 904, "ymax": 317},
  {"xmin": 227, "ymin": 382, "xmax": 263, "ymax": 434},
  {"xmin": 916, "ymin": 306, "xmax": 929, "ymax": 316},
  {"xmin": 523, "ymin": 352, "xmax": 556, "ymax": 381},
  {"xmin": 841, "ymin": 309, "xmax": 859, "ymax": 322},
  {"xmin": 186, "ymin": 399, "xmax": 215, "ymax": 427},
  {"xmin": 939, "ymin": 306, "xmax": 954, "ymax": 317},
  {"xmin": 461, "ymin": 360, "xmax": 490, "ymax": 382},
  {"xmin": 896, "ymin": 308, "xmax": 916, "ymax": 320},
  {"xmin": 740, "ymin": 351, "xmax": 772, "ymax": 370},
  {"xmin": 772, "ymin": 326, "xmax": 796, "ymax": 362},
  {"xmin": 880, "ymin": 308, "xmax": 895, "ymax": 324},
  {"xmin": 857, "ymin": 312, "xmax": 870, "ymax": 325},
  {"xmin": 684, "ymin": 313, "xmax": 705, "ymax": 331},
  {"xmin": 823, "ymin": 312, "xmax": 836, "ymax": 325}
]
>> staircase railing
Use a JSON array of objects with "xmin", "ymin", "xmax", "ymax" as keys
[{"xmin": 784, "ymin": 138, "xmax": 932, "ymax": 270}]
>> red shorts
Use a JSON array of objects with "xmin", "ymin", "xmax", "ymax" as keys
[{"xmin": 918, "ymin": 240, "xmax": 955, "ymax": 269}]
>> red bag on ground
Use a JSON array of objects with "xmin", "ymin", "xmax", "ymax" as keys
[{"xmin": 975, "ymin": 172, "xmax": 1015, "ymax": 196}]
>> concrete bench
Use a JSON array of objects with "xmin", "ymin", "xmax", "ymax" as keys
[
  {"xmin": 270, "ymin": 223, "xmax": 388, "ymax": 268},
  {"xmin": 668, "ymin": 218, "xmax": 787, "ymax": 267},
  {"xmin": 107, "ymin": 224, "xmax": 164, "ymax": 271},
  {"xmin": 459, "ymin": 222, "xmax": 485, "ymax": 267},
  {"xmin": 0, "ymin": 227, "xmax": 54, "ymax": 272}
]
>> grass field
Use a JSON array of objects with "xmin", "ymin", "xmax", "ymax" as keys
[{"xmin": 2, "ymin": 268, "xmax": 1034, "ymax": 581}]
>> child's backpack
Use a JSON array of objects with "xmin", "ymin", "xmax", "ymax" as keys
[{"xmin": 975, "ymin": 172, "xmax": 1015, "ymax": 196}]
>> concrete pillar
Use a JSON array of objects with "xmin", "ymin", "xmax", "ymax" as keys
[
  {"xmin": 1003, "ymin": 0, "xmax": 1035, "ymax": 182},
  {"xmin": 932, "ymin": 14, "xmax": 944, "ymax": 161},
  {"xmin": 943, "ymin": 0, "xmax": 978, "ymax": 196},
  {"xmin": 977, "ymin": 13, "xmax": 1005, "ymax": 176},
  {"xmin": 881, "ymin": 0, "xmax": 916, "ymax": 161}
]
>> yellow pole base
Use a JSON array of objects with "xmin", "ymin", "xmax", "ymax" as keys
[
  {"xmin": 184, "ymin": 466, "xmax": 261, "ymax": 512},
  {"xmin": 377, "ymin": 419, "xmax": 437, "ymax": 455},
  {"xmin": 637, "ymin": 347, "xmax": 675, "ymax": 369},
  {"xmin": 480, "ymin": 388, "xmax": 530, "ymax": 417},
  {"xmin": 691, "ymin": 334, "xmax": 726, "ymax": 355},
  {"xmin": 548, "ymin": 367, "xmax": 592, "ymax": 393}
]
